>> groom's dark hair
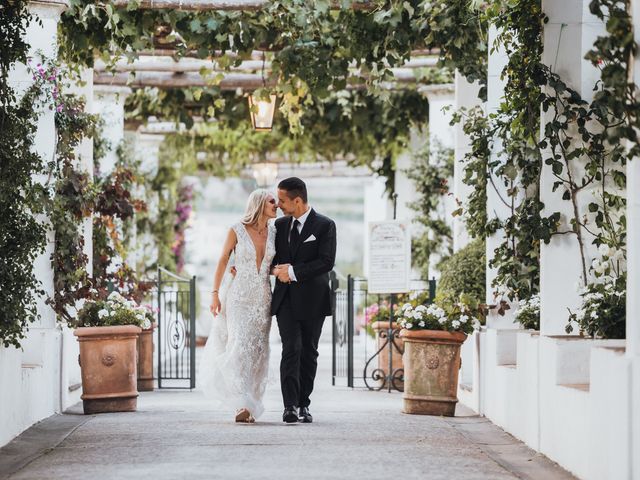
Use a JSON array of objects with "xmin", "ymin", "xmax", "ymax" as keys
[{"xmin": 278, "ymin": 177, "xmax": 308, "ymax": 203}]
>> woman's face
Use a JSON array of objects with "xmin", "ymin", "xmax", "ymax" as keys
[{"xmin": 262, "ymin": 194, "xmax": 277, "ymax": 219}]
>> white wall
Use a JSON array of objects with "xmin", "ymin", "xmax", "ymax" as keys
[{"xmin": 0, "ymin": 0, "xmax": 83, "ymax": 448}]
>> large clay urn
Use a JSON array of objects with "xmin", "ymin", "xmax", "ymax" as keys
[
  {"xmin": 399, "ymin": 329, "xmax": 467, "ymax": 416},
  {"xmin": 74, "ymin": 325, "xmax": 141, "ymax": 414},
  {"xmin": 137, "ymin": 323, "xmax": 156, "ymax": 391},
  {"xmin": 371, "ymin": 321, "xmax": 404, "ymax": 390}
]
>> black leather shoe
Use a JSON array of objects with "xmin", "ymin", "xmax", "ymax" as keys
[
  {"xmin": 298, "ymin": 407, "xmax": 313, "ymax": 423},
  {"xmin": 283, "ymin": 406, "xmax": 298, "ymax": 424}
]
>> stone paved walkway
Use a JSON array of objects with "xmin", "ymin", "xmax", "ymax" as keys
[{"xmin": 0, "ymin": 343, "xmax": 574, "ymax": 480}]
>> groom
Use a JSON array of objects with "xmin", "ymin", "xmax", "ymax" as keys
[{"xmin": 271, "ymin": 177, "xmax": 337, "ymax": 424}]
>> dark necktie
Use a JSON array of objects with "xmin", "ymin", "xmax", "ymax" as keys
[{"xmin": 290, "ymin": 219, "xmax": 300, "ymax": 247}]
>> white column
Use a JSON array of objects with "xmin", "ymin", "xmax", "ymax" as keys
[
  {"xmin": 424, "ymin": 85, "xmax": 455, "ymax": 277},
  {"xmin": 629, "ymin": 6, "xmax": 640, "ymax": 477},
  {"xmin": 363, "ymin": 177, "xmax": 388, "ymax": 278},
  {"xmin": 423, "ymin": 85, "xmax": 455, "ymax": 151},
  {"xmin": 132, "ymin": 121, "xmax": 171, "ymax": 273},
  {"xmin": 66, "ymin": 69, "xmax": 95, "ymax": 276},
  {"xmin": 485, "ymin": 25, "xmax": 514, "ymax": 329},
  {"xmin": 92, "ymin": 85, "xmax": 131, "ymax": 174},
  {"xmin": 453, "ymin": 71, "xmax": 483, "ymax": 252},
  {"xmin": 628, "ymin": 0, "xmax": 640, "ymax": 359},
  {"xmin": 539, "ymin": 0, "xmax": 606, "ymax": 335},
  {"xmin": 1, "ymin": 0, "xmax": 70, "ymax": 447},
  {"xmin": 394, "ymin": 128, "xmax": 424, "ymax": 223}
]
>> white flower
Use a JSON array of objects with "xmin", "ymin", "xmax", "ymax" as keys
[
  {"xmin": 459, "ymin": 314, "xmax": 469, "ymax": 324},
  {"xmin": 142, "ymin": 318, "xmax": 152, "ymax": 329},
  {"xmin": 98, "ymin": 309, "xmax": 108, "ymax": 319},
  {"xmin": 473, "ymin": 319, "xmax": 481, "ymax": 330},
  {"xmin": 452, "ymin": 320, "xmax": 461, "ymax": 329},
  {"xmin": 107, "ymin": 291, "xmax": 126, "ymax": 303},
  {"xmin": 418, "ymin": 321, "xmax": 425, "ymax": 327},
  {"xmin": 415, "ymin": 305, "xmax": 427, "ymax": 313},
  {"xmin": 598, "ymin": 244, "xmax": 610, "ymax": 257},
  {"xmin": 438, "ymin": 317, "xmax": 446, "ymax": 325},
  {"xmin": 405, "ymin": 323, "xmax": 413, "ymax": 329},
  {"xmin": 409, "ymin": 291, "xmax": 419, "ymax": 300},
  {"xmin": 402, "ymin": 303, "xmax": 413, "ymax": 312},
  {"xmin": 592, "ymin": 259, "xmax": 601, "ymax": 270},
  {"xmin": 590, "ymin": 311, "xmax": 599, "ymax": 319}
]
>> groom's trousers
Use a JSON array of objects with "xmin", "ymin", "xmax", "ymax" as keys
[{"xmin": 276, "ymin": 292, "xmax": 325, "ymax": 409}]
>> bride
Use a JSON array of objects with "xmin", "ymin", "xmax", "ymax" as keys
[{"xmin": 200, "ymin": 189, "xmax": 277, "ymax": 423}]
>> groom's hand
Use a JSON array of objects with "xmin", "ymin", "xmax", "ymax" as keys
[{"xmin": 274, "ymin": 264, "xmax": 291, "ymax": 283}]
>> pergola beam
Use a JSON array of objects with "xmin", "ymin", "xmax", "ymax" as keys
[
  {"xmin": 93, "ymin": 56, "xmax": 438, "ymax": 74},
  {"xmin": 95, "ymin": 71, "xmax": 276, "ymax": 89},
  {"xmin": 111, "ymin": 0, "xmax": 375, "ymax": 11},
  {"xmin": 135, "ymin": 48, "xmax": 441, "ymax": 59},
  {"xmin": 93, "ymin": 68, "xmax": 428, "ymax": 90}
]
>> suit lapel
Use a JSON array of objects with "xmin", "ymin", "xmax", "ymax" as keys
[{"xmin": 291, "ymin": 209, "xmax": 316, "ymax": 260}]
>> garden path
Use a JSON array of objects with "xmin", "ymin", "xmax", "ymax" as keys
[{"xmin": 0, "ymin": 342, "xmax": 575, "ymax": 480}]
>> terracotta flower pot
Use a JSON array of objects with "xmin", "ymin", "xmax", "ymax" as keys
[
  {"xmin": 137, "ymin": 323, "xmax": 156, "ymax": 392},
  {"xmin": 370, "ymin": 321, "xmax": 404, "ymax": 389},
  {"xmin": 399, "ymin": 329, "xmax": 467, "ymax": 416},
  {"xmin": 74, "ymin": 325, "xmax": 142, "ymax": 414}
]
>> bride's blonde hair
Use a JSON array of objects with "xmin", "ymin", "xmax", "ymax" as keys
[{"xmin": 241, "ymin": 189, "xmax": 272, "ymax": 226}]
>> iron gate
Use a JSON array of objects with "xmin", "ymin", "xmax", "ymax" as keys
[
  {"xmin": 331, "ymin": 273, "xmax": 436, "ymax": 390},
  {"xmin": 156, "ymin": 266, "xmax": 197, "ymax": 389}
]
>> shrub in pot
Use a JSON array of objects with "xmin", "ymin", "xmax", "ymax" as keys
[{"xmin": 72, "ymin": 292, "xmax": 151, "ymax": 414}]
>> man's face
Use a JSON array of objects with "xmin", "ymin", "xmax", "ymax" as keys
[{"xmin": 277, "ymin": 189, "xmax": 297, "ymax": 216}]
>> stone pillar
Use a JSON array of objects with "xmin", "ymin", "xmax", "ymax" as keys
[
  {"xmin": 394, "ymin": 128, "xmax": 424, "ymax": 224},
  {"xmin": 485, "ymin": 25, "xmax": 515, "ymax": 329},
  {"xmin": 424, "ymin": 85, "xmax": 455, "ymax": 277},
  {"xmin": 628, "ymin": 0, "xmax": 640, "ymax": 359},
  {"xmin": 92, "ymin": 85, "xmax": 131, "ymax": 174},
  {"xmin": 629, "ymin": 5, "xmax": 640, "ymax": 477},
  {"xmin": 539, "ymin": 0, "xmax": 606, "ymax": 335},
  {"xmin": 132, "ymin": 121, "xmax": 173, "ymax": 273},
  {"xmin": 1, "ymin": 0, "xmax": 70, "ymax": 446},
  {"xmin": 66, "ymin": 69, "xmax": 95, "ymax": 276},
  {"xmin": 453, "ymin": 71, "xmax": 483, "ymax": 252},
  {"xmin": 363, "ymin": 177, "xmax": 388, "ymax": 278}
]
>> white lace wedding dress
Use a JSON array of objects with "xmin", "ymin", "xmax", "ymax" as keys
[{"xmin": 200, "ymin": 221, "xmax": 276, "ymax": 419}]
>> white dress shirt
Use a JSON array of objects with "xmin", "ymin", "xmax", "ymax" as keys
[{"xmin": 288, "ymin": 207, "xmax": 312, "ymax": 282}]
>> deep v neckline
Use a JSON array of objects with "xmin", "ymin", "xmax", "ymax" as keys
[{"xmin": 242, "ymin": 224, "xmax": 268, "ymax": 274}]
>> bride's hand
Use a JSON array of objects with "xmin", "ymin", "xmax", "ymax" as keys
[{"xmin": 210, "ymin": 295, "xmax": 222, "ymax": 317}]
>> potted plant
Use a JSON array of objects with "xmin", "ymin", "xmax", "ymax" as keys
[
  {"xmin": 398, "ymin": 295, "xmax": 479, "ymax": 416},
  {"xmin": 566, "ymin": 273, "xmax": 626, "ymax": 339},
  {"xmin": 514, "ymin": 294, "xmax": 540, "ymax": 330},
  {"xmin": 137, "ymin": 305, "xmax": 157, "ymax": 391},
  {"xmin": 72, "ymin": 291, "xmax": 151, "ymax": 414}
]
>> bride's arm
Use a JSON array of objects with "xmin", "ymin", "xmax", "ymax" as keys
[{"xmin": 209, "ymin": 228, "xmax": 237, "ymax": 317}]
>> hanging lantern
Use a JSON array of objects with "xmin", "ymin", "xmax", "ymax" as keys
[
  {"xmin": 248, "ymin": 94, "xmax": 277, "ymax": 132},
  {"xmin": 252, "ymin": 162, "xmax": 279, "ymax": 187}
]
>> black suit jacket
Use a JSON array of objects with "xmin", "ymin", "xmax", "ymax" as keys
[{"xmin": 271, "ymin": 209, "xmax": 337, "ymax": 317}]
